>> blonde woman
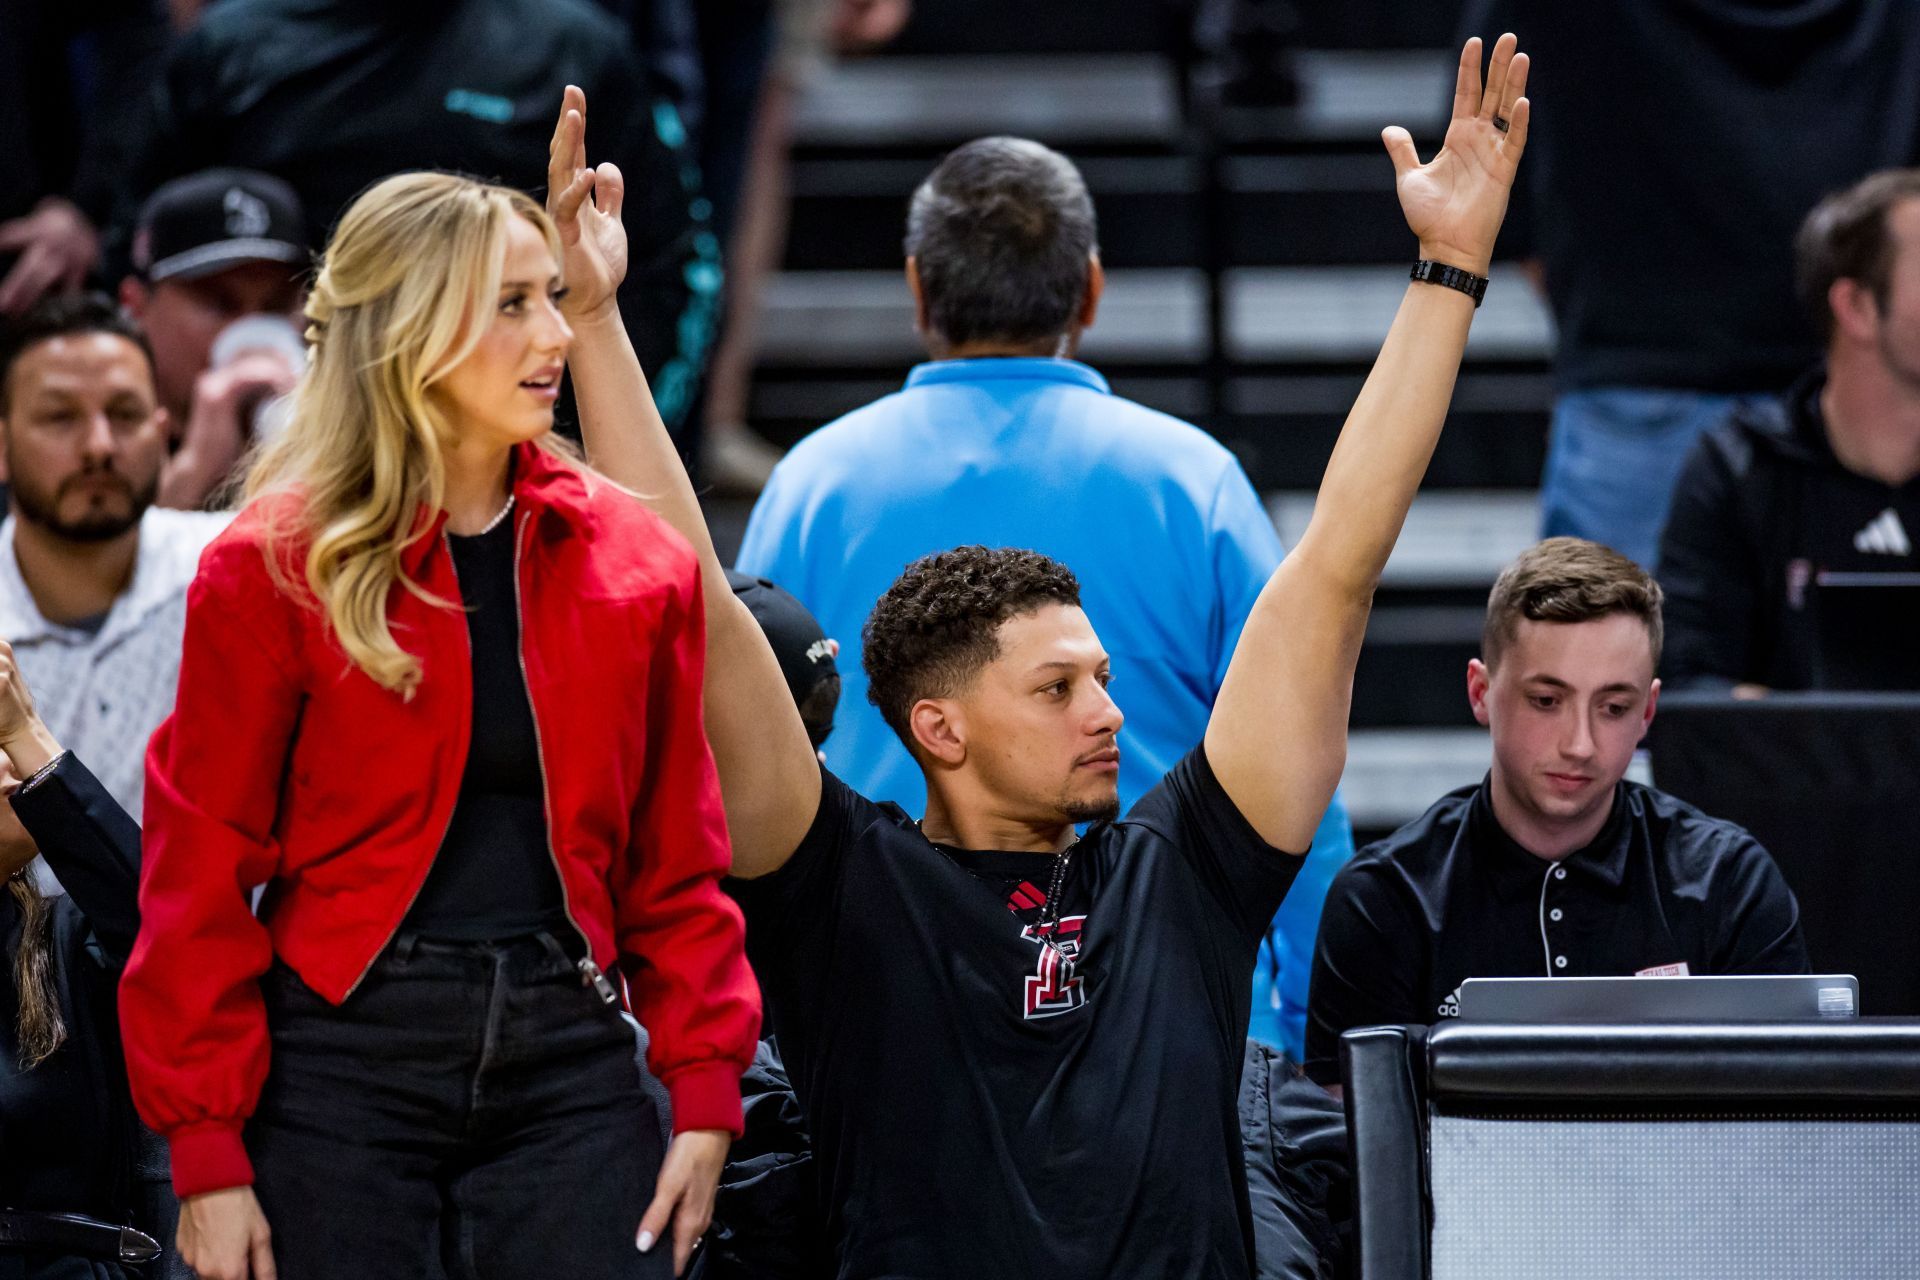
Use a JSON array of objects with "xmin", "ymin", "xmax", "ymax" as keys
[{"xmin": 118, "ymin": 97, "xmax": 761, "ymax": 1280}]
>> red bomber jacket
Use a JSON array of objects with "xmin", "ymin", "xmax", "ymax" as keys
[{"xmin": 120, "ymin": 443, "xmax": 761, "ymax": 1198}]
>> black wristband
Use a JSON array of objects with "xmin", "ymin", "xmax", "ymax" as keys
[{"xmin": 1410, "ymin": 259, "xmax": 1488, "ymax": 307}]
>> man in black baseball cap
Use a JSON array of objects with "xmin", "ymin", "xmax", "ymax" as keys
[
  {"xmin": 118, "ymin": 170, "xmax": 311, "ymax": 508},
  {"xmin": 728, "ymin": 569, "xmax": 841, "ymax": 751}
]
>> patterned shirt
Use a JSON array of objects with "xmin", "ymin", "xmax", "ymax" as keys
[{"xmin": 0, "ymin": 508, "xmax": 229, "ymax": 891}]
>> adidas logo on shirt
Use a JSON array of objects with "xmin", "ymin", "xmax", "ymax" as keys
[{"xmin": 1853, "ymin": 508, "xmax": 1912, "ymax": 557}]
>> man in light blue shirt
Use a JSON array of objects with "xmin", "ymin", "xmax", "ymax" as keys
[{"xmin": 736, "ymin": 137, "xmax": 1353, "ymax": 1055}]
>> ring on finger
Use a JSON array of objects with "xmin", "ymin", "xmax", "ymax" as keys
[{"xmin": 1492, "ymin": 115, "xmax": 1510, "ymax": 133}]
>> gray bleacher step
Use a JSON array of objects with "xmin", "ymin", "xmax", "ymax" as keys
[
  {"xmin": 786, "ymin": 152, "xmax": 1440, "ymax": 273},
  {"xmin": 1341, "ymin": 728, "xmax": 1489, "ymax": 833},
  {"xmin": 794, "ymin": 50, "xmax": 1451, "ymax": 148},
  {"xmin": 786, "ymin": 154, "xmax": 1202, "ymax": 271},
  {"xmin": 1352, "ymin": 604, "xmax": 1485, "ymax": 729},
  {"xmin": 1213, "ymin": 51, "xmax": 1453, "ymax": 144},
  {"xmin": 797, "ymin": 55, "xmax": 1178, "ymax": 147},
  {"xmin": 1222, "ymin": 370, "xmax": 1552, "ymax": 489},
  {"xmin": 757, "ymin": 264, "xmax": 1553, "ymax": 366},
  {"xmin": 1227, "ymin": 265, "xmax": 1553, "ymax": 362},
  {"xmin": 1270, "ymin": 489, "xmax": 1540, "ymax": 588},
  {"xmin": 758, "ymin": 267, "xmax": 1211, "ymax": 363}
]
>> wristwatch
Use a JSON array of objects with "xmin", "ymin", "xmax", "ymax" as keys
[{"xmin": 1410, "ymin": 259, "xmax": 1488, "ymax": 307}]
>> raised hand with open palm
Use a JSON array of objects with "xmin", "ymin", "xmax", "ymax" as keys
[
  {"xmin": 546, "ymin": 84, "xmax": 629, "ymax": 323},
  {"xmin": 1384, "ymin": 33, "xmax": 1531, "ymax": 277}
]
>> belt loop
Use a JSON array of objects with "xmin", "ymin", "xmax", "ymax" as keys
[
  {"xmin": 391, "ymin": 930, "xmax": 423, "ymax": 967},
  {"xmin": 533, "ymin": 929, "xmax": 576, "ymax": 973}
]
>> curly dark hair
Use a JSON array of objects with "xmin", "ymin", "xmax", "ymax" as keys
[{"xmin": 863, "ymin": 545, "xmax": 1082, "ymax": 743}]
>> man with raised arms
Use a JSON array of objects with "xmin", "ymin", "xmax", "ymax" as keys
[{"xmin": 552, "ymin": 34, "xmax": 1530, "ymax": 1279}]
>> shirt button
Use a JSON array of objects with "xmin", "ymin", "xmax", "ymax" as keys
[
  {"xmin": 1555, "ymin": 955, "xmax": 1568, "ymax": 969},
  {"xmin": 1550, "ymin": 908, "xmax": 1564, "ymax": 922},
  {"xmin": 1553, "ymin": 867, "xmax": 1568, "ymax": 881}
]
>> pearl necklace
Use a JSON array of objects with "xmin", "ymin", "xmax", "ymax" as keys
[{"xmin": 476, "ymin": 492, "xmax": 516, "ymax": 535}]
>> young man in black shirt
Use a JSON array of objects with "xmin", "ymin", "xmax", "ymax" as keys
[
  {"xmin": 563, "ymin": 34, "xmax": 1532, "ymax": 1277},
  {"xmin": 1305, "ymin": 539, "xmax": 1809, "ymax": 1087},
  {"xmin": 1659, "ymin": 170, "xmax": 1920, "ymax": 692}
]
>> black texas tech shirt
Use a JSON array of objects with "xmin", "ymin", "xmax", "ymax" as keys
[
  {"xmin": 728, "ymin": 748, "xmax": 1302, "ymax": 1280},
  {"xmin": 1304, "ymin": 778, "xmax": 1810, "ymax": 1084}
]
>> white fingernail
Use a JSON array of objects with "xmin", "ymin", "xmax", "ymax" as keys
[{"xmin": 636, "ymin": 1230, "xmax": 655, "ymax": 1253}]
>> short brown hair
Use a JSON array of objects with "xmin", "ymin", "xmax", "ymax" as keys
[
  {"xmin": 1482, "ymin": 538, "xmax": 1664, "ymax": 670},
  {"xmin": 0, "ymin": 292, "xmax": 156, "ymax": 414},
  {"xmin": 1795, "ymin": 169, "xmax": 1920, "ymax": 343},
  {"xmin": 863, "ymin": 545, "xmax": 1081, "ymax": 744}
]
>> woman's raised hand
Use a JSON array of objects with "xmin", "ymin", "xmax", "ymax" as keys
[
  {"xmin": 1382, "ymin": 33, "xmax": 1530, "ymax": 277},
  {"xmin": 546, "ymin": 85, "xmax": 629, "ymax": 321},
  {"xmin": 0, "ymin": 640, "xmax": 59, "ymax": 778}
]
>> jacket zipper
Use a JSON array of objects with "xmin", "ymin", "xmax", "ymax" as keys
[
  {"xmin": 343, "ymin": 529, "xmax": 471, "ymax": 999},
  {"xmin": 512, "ymin": 508, "xmax": 618, "ymax": 1005}
]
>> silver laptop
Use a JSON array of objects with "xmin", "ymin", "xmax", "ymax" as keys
[{"xmin": 1455, "ymin": 974, "xmax": 1860, "ymax": 1022}]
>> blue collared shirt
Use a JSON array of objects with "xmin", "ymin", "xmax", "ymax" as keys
[{"xmin": 738, "ymin": 356, "xmax": 1353, "ymax": 1055}]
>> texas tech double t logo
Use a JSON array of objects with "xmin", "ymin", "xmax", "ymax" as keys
[{"xmin": 1020, "ymin": 916, "xmax": 1087, "ymax": 1020}]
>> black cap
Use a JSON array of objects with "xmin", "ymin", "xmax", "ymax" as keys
[
  {"xmin": 727, "ymin": 570, "xmax": 839, "ymax": 744},
  {"xmin": 132, "ymin": 169, "xmax": 311, "ymax": 283}
]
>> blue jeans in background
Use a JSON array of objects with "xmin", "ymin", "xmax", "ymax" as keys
[{"xmin": 1539, "ymin": 386, "xmax": 1769, "ymax": 569}]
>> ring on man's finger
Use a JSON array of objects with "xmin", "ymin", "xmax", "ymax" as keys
[{"xmin": 1492, "ymin": 115, "xmax": 1510, "ymax": 133}]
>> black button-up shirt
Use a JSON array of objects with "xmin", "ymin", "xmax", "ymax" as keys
[{"xmin": 1304, "ymin": 778, "xmax": 1809, "ymax": 1083}]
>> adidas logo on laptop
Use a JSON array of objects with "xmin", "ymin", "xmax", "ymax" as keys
[{"xmin": 1853, "ymin": 507, "xmax": 1912, "ymax": 557}]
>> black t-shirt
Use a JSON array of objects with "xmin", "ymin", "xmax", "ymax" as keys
[
  {"xmin": 1658, "ymin": 367, "xmax": 1920, "ymax": 690},
  {"xmin": 404, "ymin": 516, "xmax": 569, "ymax": 938},
  {"xmin": 729, "ymin": 748, "xmax": 1302, "ymax": 1280},
  {"xmin": 1304, "ymin": 778, "xmax": 1809, "ymax": 1084}
]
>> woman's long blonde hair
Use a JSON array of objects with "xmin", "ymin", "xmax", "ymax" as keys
[{"xmin": 245, "ymin": 171, "xmax": 576, "ymax": 695}]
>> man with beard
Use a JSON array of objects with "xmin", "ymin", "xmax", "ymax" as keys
[
  {"xmin": 0, "ymin": 293, "xmax": 227, "ymax": 892},
  {"xmin": 564, "ymin": 32, "xmax": 1531, "ymax": 1274}
]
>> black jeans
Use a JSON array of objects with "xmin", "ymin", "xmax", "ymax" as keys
[{"xmin": 248, "ymin": 931, "xmax": 671, "ymax": 1280}]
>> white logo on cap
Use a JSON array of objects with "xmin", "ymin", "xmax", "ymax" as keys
[{"xmin": 224, "ymin": 188, "xmax": 272, "ymax": 239}]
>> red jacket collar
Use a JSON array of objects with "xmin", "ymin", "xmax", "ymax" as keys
[{"xmin": 399, "ymin": 442, "xmax": 591, "ymax": 573}]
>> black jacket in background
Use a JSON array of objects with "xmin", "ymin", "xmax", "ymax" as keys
[
  {"xmin": 0, "ymin": 754, "xmax": 151, "ymax": 1280},
  {"xmin": 1458, "ymin": 0, "xmax": 1920, "ymax": 394},
  {"xmin": 115, "ymin": 0, "xmax": 721, "ymax": 433},
  {"xmin": 1657, "ymin": 367, "xmax": 1920, "ymax": 689},
  {"xmin": 0, "ymin": 0, "xmax": 171, "ymax": 226},
  {"xmin": 1238, "ymin": 1041, "xmax": 1351, "ymax": 1280}
]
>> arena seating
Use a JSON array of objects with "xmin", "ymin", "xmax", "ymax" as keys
[{"xmin": 713, "ymin": 0, "xmax": 1548, "ymax": 841}]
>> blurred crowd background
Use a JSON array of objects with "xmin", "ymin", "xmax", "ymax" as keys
[{"xmin": 6, "ymin": 0, "xmax": 1920, "ymax": 970}]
